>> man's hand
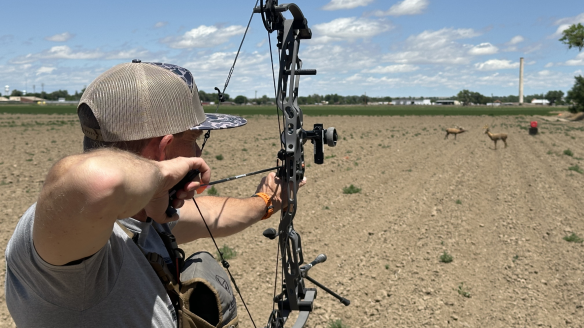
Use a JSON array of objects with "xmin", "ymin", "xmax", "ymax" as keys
[
  {"xmin": 146, "ymin": 157, "xmax": 210, "ymax": 224},
  {"xmin": 255, "ymin": 172, "xmax": 307, "ymax": 213}
]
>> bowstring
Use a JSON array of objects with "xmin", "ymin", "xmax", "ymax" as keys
[
  {"xmin": 267, "ymin": 29, "xmax": 283, "ymax": 325},
  {"xmin": 202, "ymin": 0, "xmax": 261, "ymax": 152}
]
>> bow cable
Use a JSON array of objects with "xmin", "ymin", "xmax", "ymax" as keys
[{"xmin": 200, "ymin": 0, "xmax": 261, "ymax": 153}]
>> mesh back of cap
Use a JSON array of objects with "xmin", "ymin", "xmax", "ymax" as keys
[{"xmin": 79, "ymin": 63, "xmax": 205, "ymax": 142}]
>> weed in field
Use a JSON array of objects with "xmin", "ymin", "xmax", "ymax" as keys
[
  {"xmin": 354, "ymin": 161, "xmax": 358, "ymax": 166},
  {"xmin": 346, "ymin": 167, "xmax": 352, "ymax": 171},
  {"xmin": 215, "ymin": 154, "xmax": 224, "ymax": 161},
  {"xmin": 272, "ymin": 143, "xmax": 276, "ymax": 147},
  {"xmin": 51, "ymin": 140, "xmax": 56, "ymax": 143},
  {"xmin": 385, "ymin": 264, "xmax": 389, "ymax": 270},
  {"xmin": 563, "ymin": 233, "xmax": 583, "ymax": 243},
  {"xmin": 325, "ymin": 154, "xmax": 336, "ymax": 159},
  {"xmin": 406, "ymin": 169, "xmax": 412, "ymax": 172},
  {"xmin": 568, "ymin": 165, "xmax": 583, "ymax": 174},
  {"xmin": 242, "ymin": 148, "xmax": 247, "ymax": 152},
  {"xmin": 512, "ymin": 255, "xmax": 519, "ymax": 262},
  {"xmin": 327, "ymin": 319, "xmax": 349, "ymax": 328},
  {"xmin": 343, "ymin": 185, "xmax": 361, "ymax": 194},
  {"xmin": 25, "ymin": 159, "xmax": 32, "ymax": 162},
  {"xmin": 207, "ymin": 186, "xmax": 219, "ymax": 196},
  {"xmin": 456, "ymin": 199, "xmax": 462, "ymax": 205},
  {"xmin": 440, "ymin": 251, "xmax": 453, "ymax": 263},
  {"xmin": 457, "ymin": 283, "xmax": 471, "ymax": 298},
  {"xmin": 381, "ymin": 171, "xmax": 385, "ymax": 174},
  {"xmin": 547, "ymin": 150, "xmax": 553, "ymax": 155},
  {"xmin": 204, "ymin": 150, "xmax": 210, "ymax": 156},
  {"xmin": 217, "ymin": 245, "xmax": 236, "ymax": 260},
  {"xmin": 564, "ymin": 149, "xmax": 573, "ymax": 157},
  {"xmin": 323, "ymin": 206, "xmax": 330, "ymax": 210}
]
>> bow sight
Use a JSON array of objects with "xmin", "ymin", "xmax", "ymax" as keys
[{"xmin": 254, "ymin": 1, "xmax": 348, "ymax": 327}]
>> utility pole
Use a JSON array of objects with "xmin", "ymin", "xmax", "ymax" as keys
[
  {"xmin": 255, "ymin": 90, "xmax": 257, "ymax": 100},
  {"xmin": 33, "ymin": 85, "xmax": 36, "ymax": 94},
  {"xmin": 42, "ymin": 83, "xmax": 44, "ymax": 92}
]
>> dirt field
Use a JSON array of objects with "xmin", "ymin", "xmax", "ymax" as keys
[{"xmin": 1, "ymin": 114, "xmax": 583, "ymax": 328}]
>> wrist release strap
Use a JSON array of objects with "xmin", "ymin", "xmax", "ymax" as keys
[{"xmin": 252, "ymin": 192, "xmax": 274, "ymax": 220}]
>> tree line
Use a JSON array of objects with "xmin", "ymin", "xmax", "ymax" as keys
[
  {"xmin": 455, "ymin": 90, "xmax": 566, "ymax": 106},
  {"xmin": 3, "ymin": 89, "xmax": 85, "ymax": 101}
]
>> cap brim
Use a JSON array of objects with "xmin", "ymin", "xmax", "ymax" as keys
[{"xmin": 190, "ymin": 113, "xmax": 247, "ymax": 130}]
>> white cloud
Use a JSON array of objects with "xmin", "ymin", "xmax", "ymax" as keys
[
  {"xmin": 322, "ymin": 0, "xmax": 374, "ymax": 10},
  {"xmin": 9, "ymin": 46, "xmax": 152, "ymax": 64},
  {"xmin": 162, "ymin": 25, "xmax": 245, "ymax": 49},
  {"xmin": 544, "ymin": 62, "xmax": 554, "ymax": 68},
  {"xmin": 36, "ymin": 66, "xmax": 56, "ymax": 75},
  {"xmin": 553, "ymin": 12, "xmax": 584, "ymax": 36},
  {"xmin": 43, "ymin": 46, "xmax": 103, "ymax": 59},
  {"xmin": 362, "ymin": 64, "xmax": 419, "ymax": 73},
  {"xmin": 507, "ymin": 35, "xmax": 524, "ymax": 45},
  {"xmin": 105, "ymin": 49, "xmax": 150, "ymax": 60},
  {"xmin": 474, "ymin": 59, "xmax": 519, "ymax": 71},
  {"xmin": 154, "ymin": 22, "xmax": 167, "ymax": 28},
  {"xmin": 373, "ymin": 0, "xmax": 429, "ymax": 17},
  {"xmin": 383, "ymin": 28, "xmax": 481, "ymax": 65},
  {"xmin": 45, "ymin": 32, "xmax": 74, "ymax": 42},
  {"xmin": 563, "ymin": 52, "xmax": 584, "ymax": 66},
  {"xmin": 302, "ymin": 43, "xmax": 381, "ymax": 74},
  {"xmin": 312, "ymin": 17, "xmax": 393, "ymax": 42},
  {"xmin": 468, "ymin": 43, "xmax": 499, "ymax": 55}
]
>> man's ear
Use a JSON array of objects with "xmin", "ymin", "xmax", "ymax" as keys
[{"xmin": 157, "ymin": 134, "xmax": 174, "ymax": 161}]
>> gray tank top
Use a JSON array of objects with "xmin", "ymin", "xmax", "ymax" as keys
[{"xmin": 5, "ymin": 203, "xmax": 179, "ymax": 327}]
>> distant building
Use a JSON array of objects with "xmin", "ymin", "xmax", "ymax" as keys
[
  {"xmin": 0, "ymin": 96, "xmax": 8, "ymax": 102},
  {"xmin": 531, "ymin": 99, "xmax": 550, "ymax": 105},
  {"xmin": 20, "ymin": 96, "xmax": 46, "ymax": 103},
  {"xmin": 434, "ymin": 100, "xmax": 461, "ymax": 106},
  {"xmin": 392, "ymin": 98, "xmax": 432, "ymax": 105}
]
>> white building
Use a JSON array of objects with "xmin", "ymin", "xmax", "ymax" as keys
[
  {"xmin": 531, "ymin": 99, "xmax": 550, "ymax": 105},
  {"xmin": 392, "ymin": 98, "xmax": 432, "ymax": 105},
  {"xmin": 434, "ymin": 100, "xmax": 461, "ymax": 106}
]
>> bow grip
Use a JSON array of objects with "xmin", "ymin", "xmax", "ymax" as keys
[{"xmin": 165, "ymin": 169, "xmax": 200, "ymax": 217}]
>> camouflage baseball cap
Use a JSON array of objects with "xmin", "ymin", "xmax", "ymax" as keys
[{"xmin": 78, "ymin": 60, "xmax": 246, "ymax": 142}]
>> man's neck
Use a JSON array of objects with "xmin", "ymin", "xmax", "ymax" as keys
[{"xmin": 132, "ymin": 209, "xmax": 148, "ymax": 222}]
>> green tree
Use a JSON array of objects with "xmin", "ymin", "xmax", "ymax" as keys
[
  {"xmin": 560, "ymin": 23, "xmax": 584, "ymax": 52},
  {"xmin": 545, "ymin": 90, "xmax": 565, "ymax": 105},
  {"xmin": 234, "ymin": 95, "xmax": 248, "ymax": 104},
  {"xmin": 566, "ymin": 75, "xmax": 584, "ymax": 113},
  {"xmin": 457, "ymin": 89, "xmax": 472, "ymax": 106},
  {"xmin": 11, "ymin": 89, "xmax": 23, "ymax": 96}
]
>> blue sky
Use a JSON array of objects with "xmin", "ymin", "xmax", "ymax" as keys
[{"xmin": 1, "ymin": 0, "xmax": 583, "ymax": 98}]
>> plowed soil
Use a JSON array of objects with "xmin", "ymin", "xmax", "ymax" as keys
[{"xmin": 1, "ymin": 114, "xmax": 583, "ymax": 328}]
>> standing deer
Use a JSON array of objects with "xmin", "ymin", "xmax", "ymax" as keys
[
  {"xmin": 484, "ymin": 125, "xmax": 508, "ymax": 149},
  {"xmin": 445, "ymin": 127, "xmax": 467, "ymax": 140}
]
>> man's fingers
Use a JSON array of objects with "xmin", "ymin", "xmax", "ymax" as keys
[{"xmin": 298, "ymin": 177, "xmax": 307, "ymax": 188}]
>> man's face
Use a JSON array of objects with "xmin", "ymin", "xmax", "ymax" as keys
[{"xmin": 166, "ymin": 130, "xmax": 204, "ymax": 159}]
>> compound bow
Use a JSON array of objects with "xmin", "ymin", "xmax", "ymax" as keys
[
  {"xmin": 184, "ymin": 1, "xmax": 350, "ymax": 327},
  {"xmin": 254, "ymin": 2, "xmax": 350, "ymax": 327}
]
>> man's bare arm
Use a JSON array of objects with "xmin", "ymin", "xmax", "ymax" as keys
[
  {"xmin": 172, "ymin": 172, "xmax": 306, "ymax": 244},
  {"xmin": 33, "ymin": 149, "xmax": 209, "ymax": 265}
]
